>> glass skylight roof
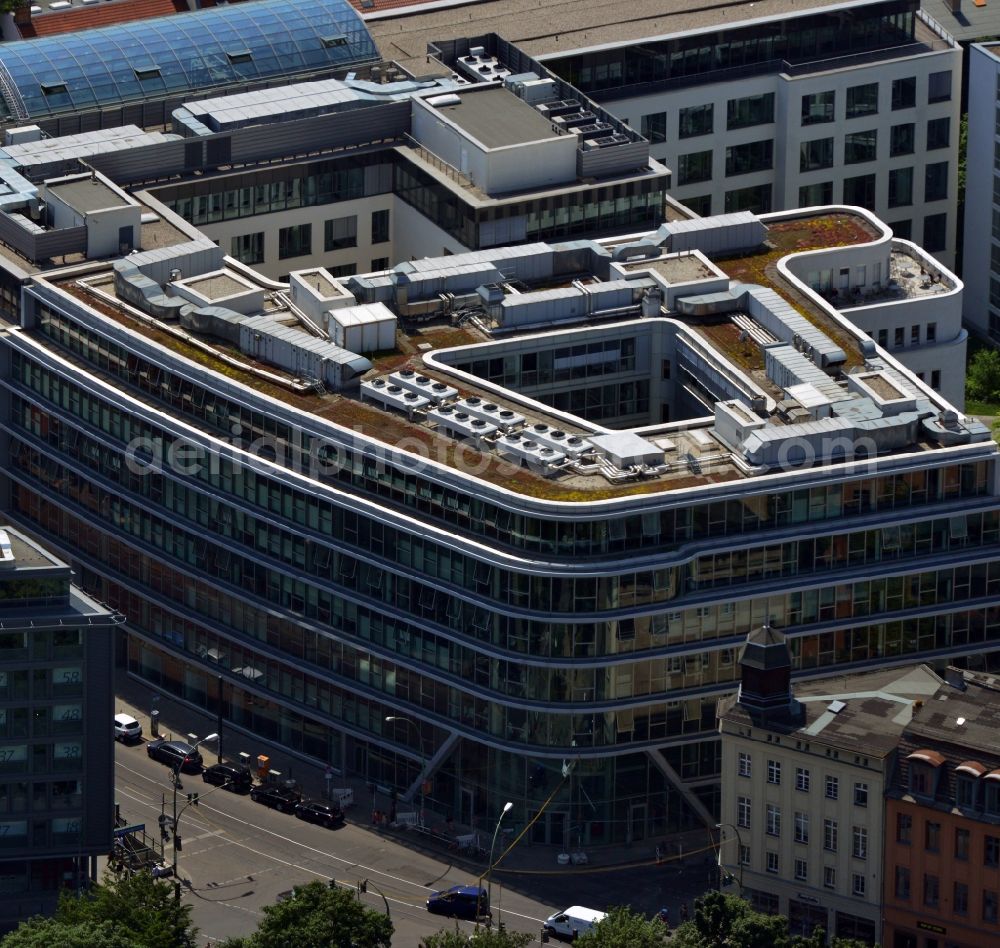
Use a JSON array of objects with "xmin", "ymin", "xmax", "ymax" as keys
[{"xmin": 0, "ymin": 0, "xmax": 379, "ymax": 121}]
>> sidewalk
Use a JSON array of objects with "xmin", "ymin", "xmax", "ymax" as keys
[{"xmin": 113, "ymin": 670, "xmax": 717, "ymax": 878}]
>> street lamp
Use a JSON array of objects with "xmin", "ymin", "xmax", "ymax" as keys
[
  {"xmin": 478, "ymin": 801, "xmax": 513, "ymax": 930},
  {"xmin": 384, "ymin": 716, "xmax": 429, "ymax": 827},
  {"xmin": 359, "ymin": 878, "xmax": 391, "ymax": 920},
  {"xmin": 170, "ymin": 733, "xmax": 218, "ymax": 899},
  {"xmin": 715, "ymin": 822, "xmax": 745, "ymax": 893}
]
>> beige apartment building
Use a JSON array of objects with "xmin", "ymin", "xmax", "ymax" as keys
[{"xmin": 718, "ymin": 628, "xmax": 942, "ymax": 943}]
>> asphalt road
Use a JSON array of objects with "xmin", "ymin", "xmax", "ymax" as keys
[
  {"xmin": 115, "ymin": 741, "xmax": 716, "ymax": 945},
  {"xmin": 115, "ymin": 742, "xmax": 558, "ymax": 945}
]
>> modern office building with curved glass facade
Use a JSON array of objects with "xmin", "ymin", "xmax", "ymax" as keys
[{"xmin": 0, "ymin": 186, "xmax": 995, "ymax": 846}]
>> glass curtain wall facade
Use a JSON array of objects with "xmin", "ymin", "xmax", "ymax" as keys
[
  {"xmin": 550, "ymin": 0, "xmax": 918, "ymax": 98},
  {"xmin": 0, "ymin": 529, "xmax": 118, "ymax": 931},
  {"xmin": 154, "ymin": 153, "xmax": 667, "ymax": 254},
  {"xmin": 0, "ymin": 284, "xmax": 998, "ymax": 844}
]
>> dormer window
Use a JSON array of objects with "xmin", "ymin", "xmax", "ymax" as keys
[
  {"xmin": 985, "ymin": 771, "xmax": 1000, "ymax": 815},
  {"xmin": 907, "ymin": 749, "xmax": 945, "ymax": 796},
  {"xmin": 957, "ymin": 776, "xmax": 977, "ymax": 808},
  {"xmin": 955, "ymin": 761, "xmax": 985, "ymax": 809}
]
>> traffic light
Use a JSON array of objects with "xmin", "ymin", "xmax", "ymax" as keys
[
  {"xmin": 193, "ymin": 793, "xmax": 199, "ymax": 807},
  {"xmin": 328, "ymin": 878, "xmax": 337, "ymax": 890},
  {"xmin": 359, "ymin": 879, "xmax": 367, "ymax": 894},
  {"xmin": 175, "ymin": 835, "xmax": 182, "ymax": 851}
]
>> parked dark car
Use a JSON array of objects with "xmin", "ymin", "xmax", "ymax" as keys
[
  {"xmin": 294, "ymin": 800, "xmax": 344, "ymax": 828},
  {"xmin": 202, "ymin": 763, "xmax": 253, "ymax": 793},
  {"xmin": 146, "ymin": 738, "xmax": 203, "ymax": 774},
  {"xmin": 249, "ymin": 784, "xmax": 302, "ymax": 813},
  {"xmin": 426, "ymin": 885, "xmax": 490, "ymax": 921}
]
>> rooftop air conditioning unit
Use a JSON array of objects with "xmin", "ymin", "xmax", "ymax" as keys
[
  {"xmin": 537, "ymin": 99, "xmax": 581, "ymax": 118},
  {"xmin": 553, "ymin": 111, "xmax": 596, "ymax": 130},
  {"xmin": 587, "ymin": 134, "xmax": 630, "ymax": 148},
  {"xmin": 575, "ymin": 122, "xmax": 615, "ymax": 140}
]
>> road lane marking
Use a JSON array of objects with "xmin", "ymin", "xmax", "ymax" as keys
[
  {"xmin": 119, "ymin": 762, "xmax": 442, "ymax": 890},
  {"xmin": 116, "ymin": 760, "xmax": 545, "ymax": 925}
]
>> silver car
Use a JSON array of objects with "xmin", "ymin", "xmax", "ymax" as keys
[{"xmin": 114, "ymin": 713, "xmax": 142, "ymax": 743}]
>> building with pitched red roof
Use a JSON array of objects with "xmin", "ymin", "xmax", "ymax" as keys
[{"xmin": 884, "ymin": 668, "xmax": 1000, "ymax": 948}]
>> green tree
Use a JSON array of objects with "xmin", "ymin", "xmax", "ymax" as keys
[
  {"xmin": 1, "ymin": 918, "xmax": 136, "ymax": 948},
  {"xmin": 670, "ymin": 892, "xmax": 784, "ymax": 948},
  {"xmin": 574, "ymin": 905, "xmax": 667, "ymax": 948},
  {"xmin": 793, "ymin": 931, "xmax": 872, "ymax": 948},
  {"xmin": 235, "ymin": 881, "xmax": 392, "ymax": 948},
  {"xmin": 421, "ymin": 922, "xmax": 534, "ymax": 947},
  {"xmin": 967, "ymin": 346, "xmax": 1000, "ymax": 404},
  {"xmin": 669, "ymin": 893, "xmax": 878, "ymax": 948},
  {"xmin": 52, "ymin": 869, "xmax": 196, "ymax": 948}
]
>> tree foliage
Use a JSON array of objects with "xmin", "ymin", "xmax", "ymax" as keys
[
  {"xmin": 668, "ymin": 892, "xmax": 876, "ymax": 948},
  {"xmin": 232, "ymin": 881, "xmax": 392, "ymax": 948},
  {"xmin": 421, "ymin": 922, "xmax": 534, "ymax": 947},
  {"xmin": 574, "ymin": 905, "xmax": 667, "ymax": 947},
  {"xmin": 1, "ymin": 870, "xmax": 196, "ymax": 948},
  {"xmin": 1, "ymin": 918, "xmax": 136, "ymax": 948},
  {"xmin": 967, "ymin": 346, "xmax": 1000, "ymax": 405}
]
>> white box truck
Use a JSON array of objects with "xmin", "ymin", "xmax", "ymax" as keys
[{"xmin": 543, "ymin": 906, "xmax": 606, "ymax": 941}]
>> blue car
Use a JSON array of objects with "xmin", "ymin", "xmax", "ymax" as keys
[{"xmin": 426, "ymin": 885, "xmax": 490, "ymax": 920}]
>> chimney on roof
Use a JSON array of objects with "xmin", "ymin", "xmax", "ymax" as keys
[{"xmin": 736, "ymin": 623, "xmax": 800, "ymax": 721}]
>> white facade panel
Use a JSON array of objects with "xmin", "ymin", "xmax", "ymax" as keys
[{"xmin": 605, "ymin": 48, "xmax": 961, "ymax": 270}]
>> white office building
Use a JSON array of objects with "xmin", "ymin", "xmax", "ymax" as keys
[
  {"xmin": 372, "ymin": 0, "xmax": 963, "ymax": 270},
  {"xmin": 961, "ymin": 42, "xmax": 1000, "ymax": 340}
]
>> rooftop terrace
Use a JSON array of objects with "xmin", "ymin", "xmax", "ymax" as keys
[{"xmin": 38, "ymin": 205, "xmax": 990, "ymax": 502}]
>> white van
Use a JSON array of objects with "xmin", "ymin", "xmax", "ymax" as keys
[{"xmin": 543, "ymin": 906, "xmax": 606, "ymax": 941}]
